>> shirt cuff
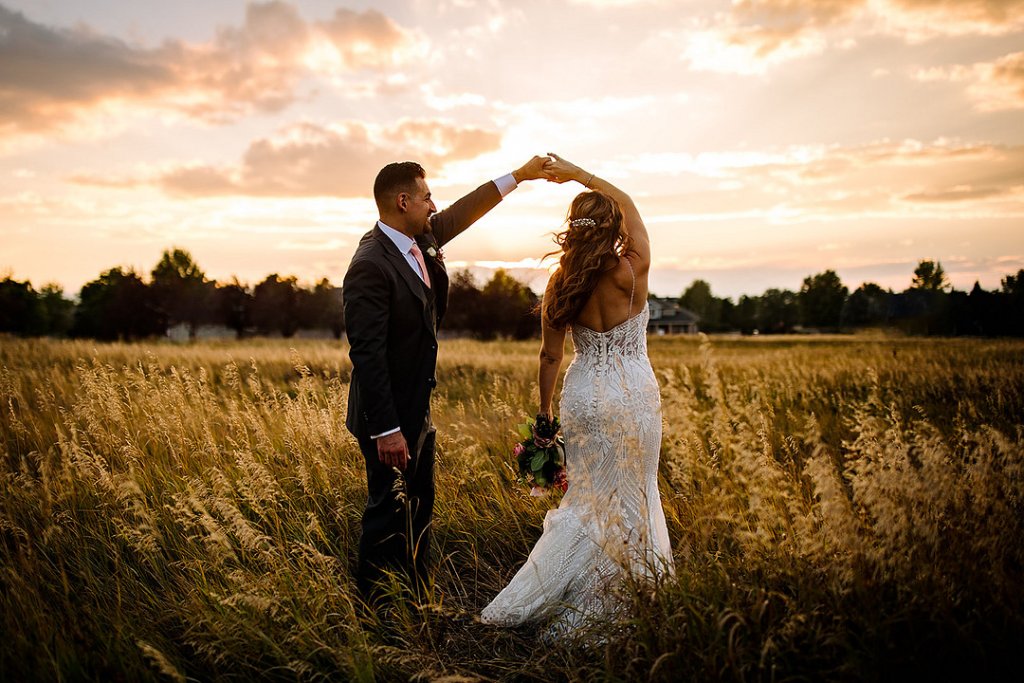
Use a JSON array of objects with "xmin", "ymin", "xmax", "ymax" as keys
[
  {"xmin": 493, "ymin": 173, "xmax": 518, "ymax": 197},
  {"xmin": 371, "ymin": 426, "xmax": 401, "ymax": 439}
]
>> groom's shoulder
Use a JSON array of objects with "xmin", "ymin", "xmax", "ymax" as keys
[
  {"xmin": 350, "ymin": 228, "xmax": 386, "ymax": 261},
  {"xmin": 344, "ymin": 230, "xmax": 389, "ymax": 283}
]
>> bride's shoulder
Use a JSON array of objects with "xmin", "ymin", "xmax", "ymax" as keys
[
  {"xmin": 611, "ymin": 252, "xmax": 646, "ymax": 277},
  {"xmin": 619, "ymin": 250, "xmax": 650, "ymax": 276}
]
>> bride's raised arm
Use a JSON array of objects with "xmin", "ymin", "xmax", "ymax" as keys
[{"xmin": 544, "ymin": 153, "xmax": 650, "ymax": 271}]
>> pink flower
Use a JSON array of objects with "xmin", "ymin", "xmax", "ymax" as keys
[
  {"xmin": 530, "ymin": 486, "xmax": 548, "ymax": 497},
  {"xmin": 512, "ymin": 442, "xmax": 525, "ymax": 458}
]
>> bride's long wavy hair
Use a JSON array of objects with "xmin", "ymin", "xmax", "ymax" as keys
[{"xmin": 543, "ymin": 190, "xmax": 631, "ymax": 330}]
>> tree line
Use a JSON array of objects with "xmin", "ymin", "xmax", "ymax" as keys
[
  {"xmin": 2, "ymin": 252, "xmax": 1022, "ymax": 340},
  {"xmin": 0, "ymin": 248, "xmax": 540, "ymax": 341},
  {"xmin": 678, "ymin": 260, "xmax": 1024, "ymax": 337}
]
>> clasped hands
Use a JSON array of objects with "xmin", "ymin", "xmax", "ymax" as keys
[{"xmin": 513, "ymin": 153, "xmax": 587, "ymax": 186}]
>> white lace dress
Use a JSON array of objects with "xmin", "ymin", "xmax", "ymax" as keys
[{"xmin": 481, "ymin": 292, "xmax": 674, "ymax": 635}]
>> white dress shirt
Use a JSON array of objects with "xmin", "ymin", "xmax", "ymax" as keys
[{"xmin": 371, "ymin": 173, "xmax": 518, "ymax": 440}]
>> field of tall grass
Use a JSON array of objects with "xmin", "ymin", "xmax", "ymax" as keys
[{"xmin": 1, "ymin": 334, "xmax": 1022, "ymax": 681}]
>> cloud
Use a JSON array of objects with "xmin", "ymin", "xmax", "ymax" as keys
[
  {"xmin": 619, "ymin": 139, "xmax": 1024, "ymax": 223},
  {"xmin": 886, "ymin": 0, "xmax": 1024, "ymax": 37},
  {"xmin": 903, "ymin": 185, "xmax": 1009, "ymax": 202},
  {"xmin": 0, "ymin": 2, "xmax": 421, "ymax": 137},
  {"xmin": 148, "ymin": 119, "xmax": 501, "ymax": 198},
  {"xmin": 682, "ymin": 25, "xmax": 829, "ymax": 75},
  {"xmin": 741, "ymin": 139, "xmax": 1024, "ymax": 214},
  {"xmin": 915, "ymin": 51, "xmax": 1024, "ymax": 111},
  {"xmin": 687, "ymin": 0, "xmax": 1024, "ymax": 74}
]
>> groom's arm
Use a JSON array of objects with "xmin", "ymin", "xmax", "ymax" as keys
[
  {"xmin": 431, "ymin": 156, "xmax": 550, "ymax": 247},
  {"xmin": 343, "ymin": 259, "xmax": 401, "ymax": 441},
  {"xmin": 429, "ymin": 180, "xmax": 502, "ymax": 249}
]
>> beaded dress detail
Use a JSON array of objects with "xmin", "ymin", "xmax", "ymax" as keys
[{"xmin": 481, "ymin": 260, "xmax": 674, "ymax": 635}]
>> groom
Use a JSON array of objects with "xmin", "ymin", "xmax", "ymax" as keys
[{"xmin": 344, "ymin": 156, "xmax": 550, "ymax": 602}]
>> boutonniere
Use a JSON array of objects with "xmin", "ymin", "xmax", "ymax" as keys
[{"xmin": 426, "ymin": 245, "xmax": 444, "ymax": 262}]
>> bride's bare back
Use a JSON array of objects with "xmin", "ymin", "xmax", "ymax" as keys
[{"xmin": 573, "ymin": 253, "xmax": 649, "ymax": 333}]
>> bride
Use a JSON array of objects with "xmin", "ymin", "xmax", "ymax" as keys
[{"xmin": 481, "ymin": 153, "xmax": 674, "ymax": 636}]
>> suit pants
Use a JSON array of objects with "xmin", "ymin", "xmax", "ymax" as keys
[{"xmin": 355, "ymin": 422, "xmax": 436, "ymax": 602}]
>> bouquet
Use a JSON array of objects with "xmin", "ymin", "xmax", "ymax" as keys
[{"xmin": 513, "ymin": 414, "xmax": 567, "ymax": 497}]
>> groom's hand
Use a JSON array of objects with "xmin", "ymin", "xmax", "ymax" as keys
[
  {"xmin": 512, "ymin": 155, "xmax": 554, "ymax": 183},
  {"xmin": 376, "ymin": 432, "xmax": 410, "ymax": 471}
]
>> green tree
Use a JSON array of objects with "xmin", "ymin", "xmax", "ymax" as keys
[
  {"xmin": 478, "ymin": 269, "xmax": 539, "ymax": 340},
  {"xmin": 296, "ymin": 279, "xmax": 344, "ymax": 338},
  {"xmin": 1002, "ymin": 269, "xmax": 1023, "ymax": 297},
  {"xmin": 733, "ymin": 295, "xmax": 759, "ymax": 335},
  {"xmin": 214, "ymin": 279, "xmax": 252, "ymax": 339},
  {"xmin": 911, "ymin": 260, "xmax": 950, "ymax": 291},
  {"xmin": 679, "ymin": 279, "xmax": 723, "ymax": 330},
  {"xmin": 251, "ymin": 274, "xmax": 299, "ymax": 337},
  {"xmin": 314, "ymin": 278, "xmax": 345, "ymax": 339},
  {"xmin": 73, "ymin": 267, "xmax": 161, "ymax": 340},
  {"xmin": 842, "ymin": 283, "xmax": 891, "ymax": 327},
  {"xmin": 0, "ymin": 276, "xmax": 44, "ymax": 335},
  {"xmin": 1000, "ymin": 269, "xmax": 1024, "ymax": 336},
  {"xmin": 37, "ymin": 283, "xmax": 75, "ymax": 336},
  {"xmin": 798, "ymin": 269, "xmax": 848, "ymax": 329},
  {"xmin": 757, "ymin": 288, "xmax": 799, "ymax": 334},
  {"xmin": 444, "ymin": 269, "xmax": 483, "ymax": 334},
  {"xmin": 151, "ymin": 248, "xmax": 213, "ymax": 339}
]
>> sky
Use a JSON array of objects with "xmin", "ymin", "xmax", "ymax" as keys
[{"xmin": 1, "ymin": 0, "xmax": 1022, "ymax": 300}]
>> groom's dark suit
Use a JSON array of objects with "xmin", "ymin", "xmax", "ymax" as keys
[{"xmin": 343, "ymin": 180, "xmax": 503, "ymax": 598}]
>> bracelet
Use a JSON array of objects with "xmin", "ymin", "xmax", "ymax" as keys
[{"xmin": 585, "ymin": 173, "xmax": 594, "ymax": 188}]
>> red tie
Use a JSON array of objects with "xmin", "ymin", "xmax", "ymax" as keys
[{"xmin": 409, "ymin": 243, "xmax": 431, "ymax": 288}]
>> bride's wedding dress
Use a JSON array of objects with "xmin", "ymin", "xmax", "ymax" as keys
[{"xmin": 481, "ymin": 266, "xmax": 673, "ymax": 635}]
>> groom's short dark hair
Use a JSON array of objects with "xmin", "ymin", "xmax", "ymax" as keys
[{"xmin": 374, "ymin": 161, "xmax": 426, "ymax": 210}]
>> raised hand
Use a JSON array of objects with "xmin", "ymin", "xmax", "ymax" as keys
[
  {"xmin": 544, "ymin": 153, "xmax": 588, "ymax": 185},
  {"xmin": 513, "ymin": 155, "xmax": 556, "ymax": 183}
]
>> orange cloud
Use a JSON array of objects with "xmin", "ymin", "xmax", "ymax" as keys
[
  {"xmin": 0, "ymin": 2, "xmax": 420, "ymax": 136},
  {"xmin": 892, "ymin": 0, "xmax": 1024, "ymax": 24},
  {"xmin": 147, "ymin": 119, "xmax": 502, "ymax": 198},
  {"xmin": 914, "ymin": 51, "xmax": 1024, "ymax": 111},
  {"xmin": 626, "ymin": 140, "xmax": 1024, "ymax": 221},
  {"xmin": 714, "ymin": 0, "xmax": 1024, "ymax": 64}
]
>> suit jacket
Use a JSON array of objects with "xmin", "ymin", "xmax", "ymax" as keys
[{"xmin": 343, "ymin": 180, "xmax": 503, "ymax": 447}]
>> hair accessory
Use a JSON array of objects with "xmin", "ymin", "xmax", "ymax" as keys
[{"xmin": 569, "ymin": 217, "xmax": 597, "ymax": 229}]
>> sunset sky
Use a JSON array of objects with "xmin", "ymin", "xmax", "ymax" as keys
[{"xmin": 2, "ymin": 0, "xmax": 1022, "ymax": 299}]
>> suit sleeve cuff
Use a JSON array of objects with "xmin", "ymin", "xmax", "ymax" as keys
[
  {"xmin": 493, "ymin": 173, "xmax": 517, "ymax": 197},
  {"xmin": 371, "ymin": 426, "xmax": 401, "ymax": 439}
]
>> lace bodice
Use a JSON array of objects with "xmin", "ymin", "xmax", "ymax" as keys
[{"xmin": 570, "ymin": 305, "xmax": 650, "ymax": 361}]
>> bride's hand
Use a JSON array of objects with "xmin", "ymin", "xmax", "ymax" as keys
[{"xmin": 544, "ymin": 153, "xmax": 587, "ymax": 185}]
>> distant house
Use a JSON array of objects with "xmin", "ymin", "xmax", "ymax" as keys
[{"xmin": 647, "ymin": 297, "xmax": 699, "ymax": 335}]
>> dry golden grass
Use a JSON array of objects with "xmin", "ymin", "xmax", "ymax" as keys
[{"xmin": 1, "ymin": 334, "xmax": 1022, "ymax": 681}]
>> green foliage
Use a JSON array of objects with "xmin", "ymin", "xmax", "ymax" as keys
[
  {"xmin": 679, "ymin": 279, "xmax": 723, "ymax": 330},
  {"xmin": 798, "ymin": 269, "xmax": 848, "ymax": 329},
  {"xmin": 251, "ymin": 274, "xmax": 300, "ymax": 337},
  {"xmin": 757, "ymin": 287, "xmax": 800, "ymax": 333},
  {"xmin": 0, "ymin": 276, "xmax": 45, "ymax": 335},
  {"xmin": 444, "ymin": 268, "xmax": 540, "ymax": 339},
  {"xmin": 843, "ymin": 282, "xmax": 891, "ymax": 327},
  {"xmin": 150, "ymin": 247, "xmax": 214, "ymax": 338},
  {"xmin": 72, "ymin": 267, "xmax": 163, "ymax": 340},
  {"xmin": 911, "ymin": 259, "xmax": 950, "ymax": 292}
]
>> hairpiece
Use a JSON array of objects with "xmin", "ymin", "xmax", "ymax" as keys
[{"xmin": 569, "ymin": 217, "xmax": 597, "ymax": 229}]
